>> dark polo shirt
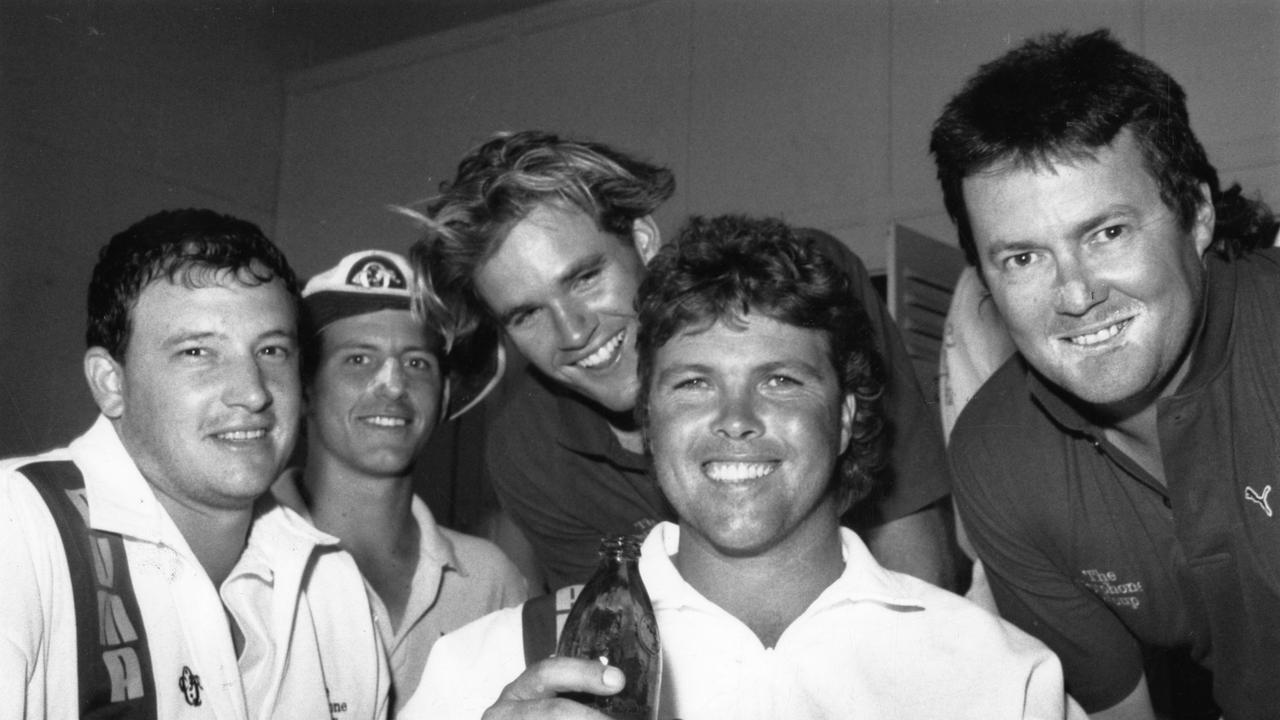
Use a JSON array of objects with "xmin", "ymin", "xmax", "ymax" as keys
[
  {"xmin": 485, "ymin": 238, "xmax": 952, "ymax": 589},
  {"xmin": 951, "ymin": 248, "xmax": 1280, "ymax": 718}
]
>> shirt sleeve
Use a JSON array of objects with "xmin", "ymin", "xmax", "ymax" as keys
[
  {"xmin": 0, "ymin": 468, "xmax": 69, "ymax": 720},
  {"xmin": 403, "ymin": 607, "xmax": 526, "ymax": 720},
  {"xmin": 811, "ymin": 234, "xmax": 952, "ymax": 526},
  {"xmin": 949, "ymin": 426, "xmax": 1145, "ymax": 712}
]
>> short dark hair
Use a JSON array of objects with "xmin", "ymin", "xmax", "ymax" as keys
[
  {"xmin": 930, "ymin": 29, "xmax": 1275, "ymax": 266},
  {"xmin": 86, "ymin": 208, "xmax": 299, "ymax": 360},
  {"xmin": 406, "ymin": 130, "xmax": 675, "ymax": 344},
  {"xmin": 635, "ymin": 215, "xmax": 886, "ymax": 511}
]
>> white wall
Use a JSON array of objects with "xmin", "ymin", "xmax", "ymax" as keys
[{"xmin": 276, "ymin": 0, "xmax": 1280, "ymax": 274}]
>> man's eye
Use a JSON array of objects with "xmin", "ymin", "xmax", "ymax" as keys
[
  {"xmin": 765, "ymin": 375, "xmax": 800, "ymax": 388},
  {"xmin": 672, "ymin": 377, "xmax": 708, "ymax": 391},
  {"xmin": 1099, "ymin": 225, "xmax": 1128, "ymax": 241},
  {"xmin": 572, "ymin": 268, "xmax": 602, "ymax": 289},
  {"xmin": 344, "ymin": 354, "xmax": 370, "ymax": 366},
  {"xmin": 260, "ymin": 345, "xmax": 292, "ymax": 359},
  {"xmin": 179, "ymin": 347, "xmax": 208, "ymax": 358},
  {"xmin": 1003, "ymin": 252, "xmax": 1037, "ymax": 270},
  {"xmin": 406, "ymin": 357, "xmax": 437, "ymax": 372},
  {"xmin": 507, "ymin": 309, "xmax": 537, "ymax": 330}
]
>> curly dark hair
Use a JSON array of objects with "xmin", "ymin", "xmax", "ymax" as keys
[
  {"xmin": 931, "ymin": 29, "xmax": 1276, "ymax": 268},
  {"xmin": 86, "ymin": 208, "xmax": 299, "ymax": 360},
  {"xmin": 634, "ymin": 214, "xmax": 887, "ymax": 511},
  {"xmin": 405, "ymin": 130, "xmax": 675, "ymax": 347}
]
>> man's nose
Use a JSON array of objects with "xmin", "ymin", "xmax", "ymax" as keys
[
  {"xmin": 1053, "ymin": 253, "xmax": 1108, "ymax": 315},
  {"xmin": 373, "ymin": 357, "xmax": 406, "ymax": 397},
  {"xmin": 551, "ymin": 299, "xmax": 594, "ymax": 349},
  {"xmin": 713, "ymin": 388, "xmax": 763, "ymax": 440},
  {"xmin": 222, "ymin": 356, "xmax": 272, "ymax": 411}
]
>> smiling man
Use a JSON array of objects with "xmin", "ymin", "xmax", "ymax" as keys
[
  {"xmin": 405, "ymin": 215, "xmax": 1082, "ymax": 720},
  {"xmin": 410, "ymin": 130, "xmax": 956, "ymax": 591},
  {"xmin": 272, "ymin": 250, "xmax": 526, "ymax": 715},
  {"xmin": 931, "ymin": 30, "xmax": 1280, "ymax": 720},
  {"xmin": 0, "ymin": 209, "xmax": 387, "ymax": 719}
]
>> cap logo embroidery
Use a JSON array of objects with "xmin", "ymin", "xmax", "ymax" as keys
[
  {"xmin": 346, "ymin": 256, "xmax": 406, "ymax": 290},
  {"xmin": 1246, "ymin": 485, "xmax": 1273, "ymax": 518}
]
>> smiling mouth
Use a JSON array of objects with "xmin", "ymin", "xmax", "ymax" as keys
[
  {"xmin": 215, "ymin": 429, "xmax": 268, "ymax": 442},
  {"xmin": 362, "ymin": 416, "xmax": 409, "ymax": 428},
  {"xmin": 1065, "ymin": 318, "xmax": 1132, "ymax": 347},
  {"xmin": 575, "ymin": 330, "xmax": 625, "ymax": 370},
  {"xmin": 703, "ymin": 461, "xmax": 777, "ymax": 483}
]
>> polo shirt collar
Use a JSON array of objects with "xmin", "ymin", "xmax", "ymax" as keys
[
  {"xmin": 640, "ymin": 522, "xmax": 924, "ymax": 615},
  {"xmin": 412, "ymin": 495, "xmax": 463, "ymax": 575},
  {"xmin": 542, "ymin": 372, "xmax": 646, "ymax": 471},
  {"xmin": 1024, "ymin": 255, "xmax": 1227, "ymax": 431},
  {"xmin": 71, "ymin": 415, "xmax": 174, "ymax": 543}
]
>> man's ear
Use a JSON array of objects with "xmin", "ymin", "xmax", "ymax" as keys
[
  {"xmin": 84, "ymin": 347, "xmax": 125, "ymax": 419},
  {"xmin": 1192, "ymin": 181, "xmax": 1215, "ymax": 258},
  {"xmin": 632, "ymin": 215, "xmax": 662, "ymax": 264},
  {"xmin": 838, "ymin": 392, "xmax": 857, "ymax": 455}
]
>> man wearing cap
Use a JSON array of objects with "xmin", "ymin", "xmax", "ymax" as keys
[{"xmin": 273, "ymin": 249, "xmax": 527, "ymax": 715}]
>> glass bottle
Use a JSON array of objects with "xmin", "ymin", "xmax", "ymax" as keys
[{"xmin": 556, "ymin": 535, "xmax": 662, "ymax": 720}]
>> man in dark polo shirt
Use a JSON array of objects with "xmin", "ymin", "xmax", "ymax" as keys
[
  {"xmin": 410, "ymin": 130, "xmax": 957, "ymax": 591},
  {"xmin": 930, "ymin": 29, "xmax": 1280, "ymax": 720}
]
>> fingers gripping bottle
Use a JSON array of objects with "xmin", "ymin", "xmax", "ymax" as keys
[{"xmin": 556, "ymin": 535, "xmax": 662, "ymax": 720}]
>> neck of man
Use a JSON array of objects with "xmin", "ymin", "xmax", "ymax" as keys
[
  {"xmin": 674, "ymin": 506, "xmax": 844, "ymax": 648},
  {"xmin": 152, "ymin": 491, "xmax": 254, "ymax": 589},
  {"xmin": 1091, "ymin": 314, "xmax": 1204, "ymax": 486},
  {"xmin": 302, "ymin": 450, "xmax": 421, "ymax": 628},
  {"xmin": 603, "ymin": 403, "xmax": 644, "ymax": 454}
]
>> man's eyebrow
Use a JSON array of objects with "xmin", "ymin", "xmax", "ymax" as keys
[
  {"xmin": 655, "ymin": 362, "xmax": 710, "ymax": 383},
  {"xmin": 559, "ymin": 253, "xmax": 606, "ymax": 286},
  {"xmin": 1067, "ymin": 208, "xmax": 1134, "ymax": 239},
  {"xmin": 759, "ymin": 359, "xmax": 827, "ymax": 379},
  {"xmin": 497, "ymin": 301, "xmax": 538, "ymax": 326},
  {"xmin": 259, "ymin": 327, "xmax": 298, "ymax": 344},
  {"xmin": 160, "ymin": 330, "xmax": 221, "ymax": 349}
]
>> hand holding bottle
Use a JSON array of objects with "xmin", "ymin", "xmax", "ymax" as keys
[{"xmin": 481, "ymin": 657, "xmax": 624, "ymax": 720}]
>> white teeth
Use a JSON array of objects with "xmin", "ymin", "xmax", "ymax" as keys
[
  {"xmin": 365, "ymin": 416, "xmax": 408, "ymax": 427},
  {"xmin": 704, "ymin": 462, "xmax": 774, "ymax": 483},
  {"xmin": 1069, "ymin": 321, "xmax": 1126, "ymax": 346},
  {"xmin": 576, "ymin": 331, "xmax": 624, "ymax": 369},
  {"xmin": 217, "ymin": 429, "xmax": 266, "ymax": 441}
]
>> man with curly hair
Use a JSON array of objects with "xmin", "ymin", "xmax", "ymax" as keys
[
  {"xmin": 410, "ymin": 130, "xmax": 956, "ymax": 592},
  {"xmin": 405, "ymin": 215, "xmax": 1082, "ymax": 720}
]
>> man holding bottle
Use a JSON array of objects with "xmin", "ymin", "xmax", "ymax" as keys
[{"xmin": 404, "ymin": 216, "xmax": 1081, "ymax": 719}]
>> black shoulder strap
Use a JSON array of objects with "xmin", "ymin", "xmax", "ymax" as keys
[
  {"xmin": 22, "ymin": 460, "xmax": 158, "ymax": 720},
  {"xmin": 521, "ymin": 584, "xmax": 583, "ymax": 667}
]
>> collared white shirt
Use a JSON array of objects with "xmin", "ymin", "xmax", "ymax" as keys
[
  {"xmin": 273, "ymin": 470, "xmax": 527, "ymax": 715},
  {"xmin": 406, "ymin": 522, "xmax": 1084, "ymax": 719},
  {"xmin": 0, "ymin": 416, "xmax": 389, "ymax": 719}
]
